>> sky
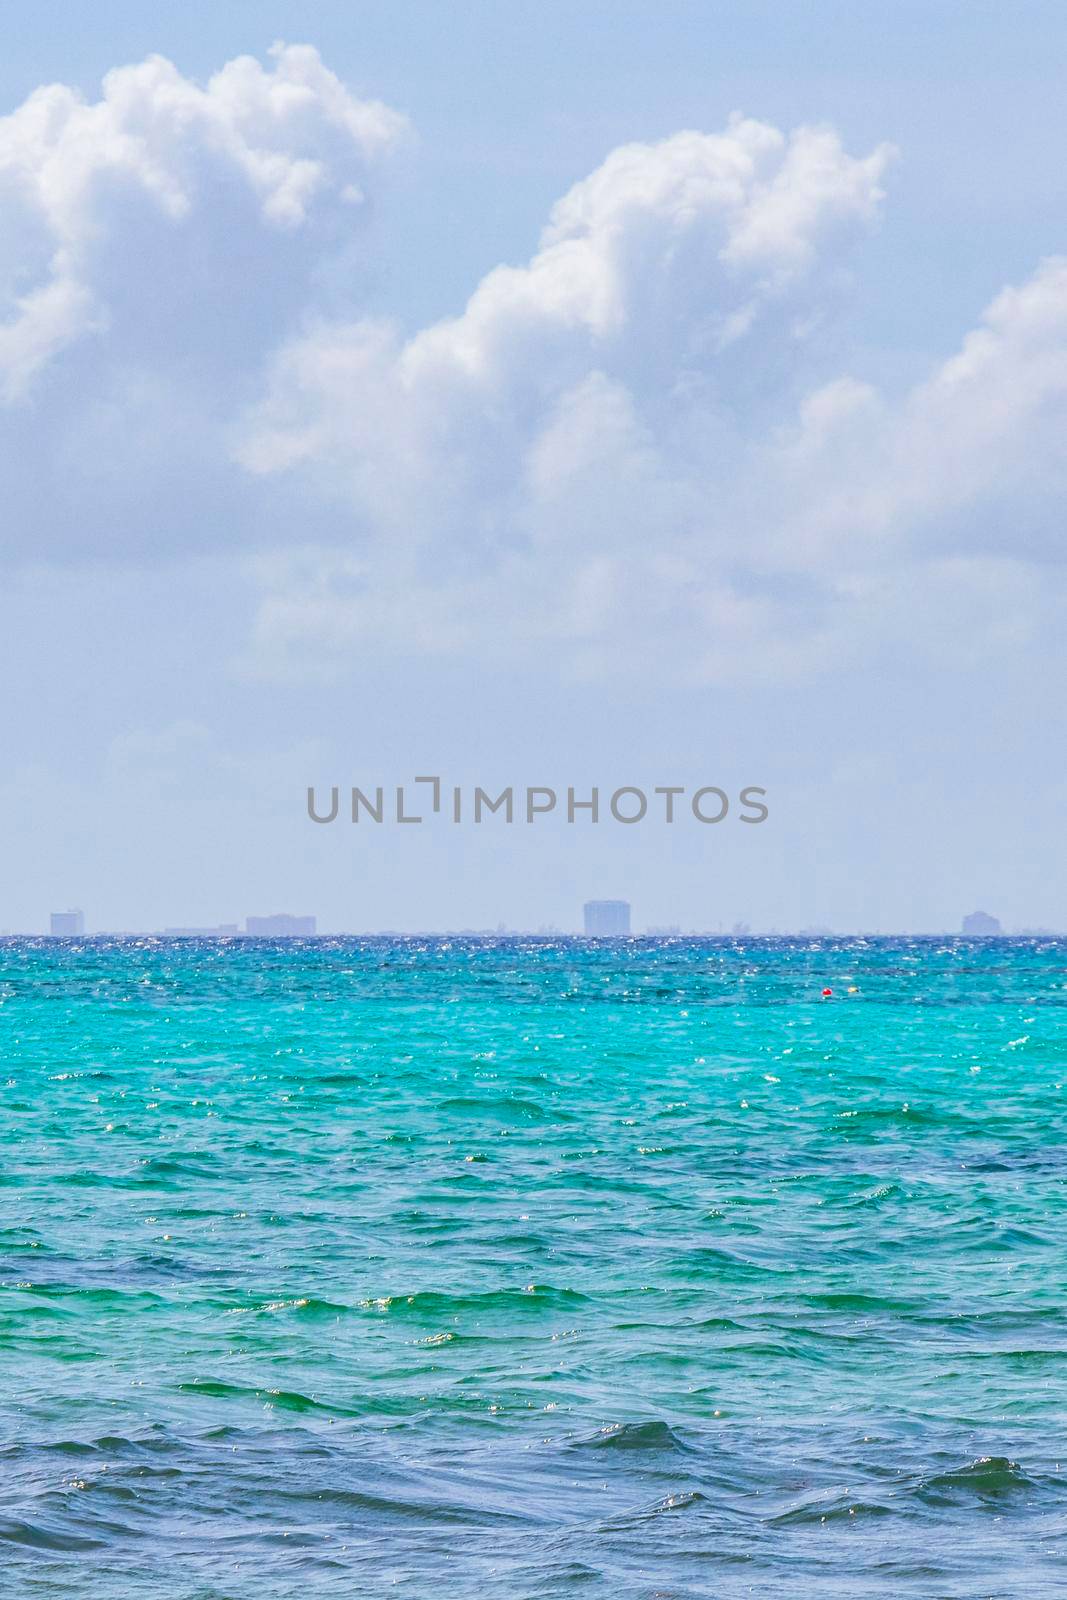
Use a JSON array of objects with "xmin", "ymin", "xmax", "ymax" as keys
[{"xmin": 1, "ymin": 1, "xmax": 1065, "ymax": 934}]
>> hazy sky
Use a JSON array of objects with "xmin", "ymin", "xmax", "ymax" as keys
[{"xmin": 2, "ymin": 2, "xmax": 1065, "ymax": 934}]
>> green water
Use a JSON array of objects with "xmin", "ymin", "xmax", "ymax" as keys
[{"xmin": 1, "ymin": 936, "xmax": 1065, "ymax": 1596}]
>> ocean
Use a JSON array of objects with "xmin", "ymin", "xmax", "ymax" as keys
[{"xmin": 1, "ymin": 935, "xmax": 1065, "ymax": 1597}]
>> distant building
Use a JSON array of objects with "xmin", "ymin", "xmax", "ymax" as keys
[
  {"xmin": 583, "ymin": 899, "xmax": 631, "ymax": 936},
  {"xmin": 646, "ymin": 924, "xmax": 681, "ymax": 936},
  {"xmin": 245, "ymin": 914, "xmax": 317, "ymax": 937},
  {"xmin": 50, "ymin": 909, "xmax": 84, "ymax": 936},
  {"xmin": 962, "ymin": 910, "xmax": 1001, "ymax": 936},
  {"xmin": 163, "ymin": 925, "xmax": 240, "ymax": 937}
]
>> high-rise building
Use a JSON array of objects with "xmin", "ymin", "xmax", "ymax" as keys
[
  {"xmin": 50, "ymin": 909, "xmax": 84, "ymax": 936},
  {"xmin": 583, "ymin": 899, "xmax": 631, "ymax": 936},
  {"xmin": 962, "ymin": 910, "xmax": 1001, "ymax": 936},
  {"xmin": 245, "ymin": 914, "xmax": 317, "ymax": 937}
]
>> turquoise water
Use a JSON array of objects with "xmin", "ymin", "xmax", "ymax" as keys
[{"xmin": 2, "ymin": 936, "xmax": 1066, "ymax": 1597}]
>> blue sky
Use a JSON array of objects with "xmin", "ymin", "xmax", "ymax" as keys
[{"xmin": 1, "ymin": 4, "xmax": 1064, "ymax": 932}]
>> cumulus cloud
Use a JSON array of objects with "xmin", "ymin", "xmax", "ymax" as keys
[
  {"xmin": 233, "ymin": 116, "xmax": 896, "ymax": 676},
  {"xmin": 1, "ymin": 45, "xmax": 1062, "ymax": 687},
  {"xmin": 0, "ymin": 42, "xmax": 407, "ymax": 400},
  {"xmin": 233, "ymin": 108, "xmax": 1067, "ymax": 684},
  {"xmin": 240, "ymin": 117, "xmax": 891, "ymax": 492}
]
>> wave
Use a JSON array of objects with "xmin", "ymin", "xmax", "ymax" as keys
[
  {"xmin": 918, "ymin": 1455, "xmax": 1038, "ymax": 1500},
  {"xmin": 176, "ymin": 1380, "xmax": 349, "ymax": 1416},
  {"xmin": 358, "ymin": 1285, "xmax": 593, "ymax": 1317},
  {"xmin": 0, "ymin": 1516, "xmax": 106, "ymax": 1552},
  {"xmin": 772, "ymin": 1455, "xmax": 1044, "ymax": 1524},
  {"xmin": 570, "ymin": 1419, "xmax": 692, "ymax": 1454}
]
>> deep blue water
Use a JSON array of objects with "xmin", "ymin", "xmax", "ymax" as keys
[{"xmin": 2, "ymin": 935, "xmax": 1066, "ymax": 1597}]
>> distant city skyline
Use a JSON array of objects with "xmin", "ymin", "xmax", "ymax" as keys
[{"xmin": 12, "ymin": 903, "xmax": 1058, "ymax": 938}]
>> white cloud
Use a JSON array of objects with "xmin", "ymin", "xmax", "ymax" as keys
[
  {"xmin": 235, "ymin": 110, "xmax": 1067, "ymax": 684},
  {"xmin": 235, "ymin": 114, "xmax": 896, "ymax": 677},
  {"xmin": 240, "ymin": 116, "xmax": 892, "ymax": 489},
  {"xmin": 897, "ymin": 257, "xmax": 1067, "ymax": 527},
  {"xmin": 2, "ymin": 47, "xmax": 1063, "ymax": 689},
  {"xmin": 0, "ymin": 43, "xmax": 408, "ymax": 400}
]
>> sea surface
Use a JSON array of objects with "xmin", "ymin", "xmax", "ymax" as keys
[{"xmin": 2, "ymin": 935, "xmax": 1066, "ymax": 1598}]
